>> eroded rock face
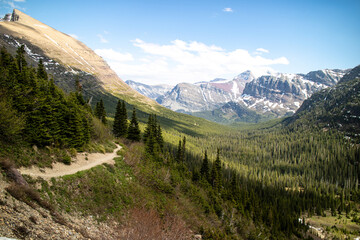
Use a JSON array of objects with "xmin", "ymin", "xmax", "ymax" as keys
[{"xmin": 11, "ymin": 10, "xmax": 19, "ymax": 22}]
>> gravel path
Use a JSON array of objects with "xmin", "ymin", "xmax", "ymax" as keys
[{"xmin": 19, "ymin": 144, "xmax": 121, "ymax": 179}]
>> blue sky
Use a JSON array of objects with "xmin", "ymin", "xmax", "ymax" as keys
[{"xmin": 1, "ymin": 0, "xmax": 360, "ymax": 84}]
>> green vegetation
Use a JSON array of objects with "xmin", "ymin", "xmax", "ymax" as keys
[
  {"xmin": 1, "ymin": 46, "xmax": 359, "ymax": 239},
  {"xmin": 0, "ymin": 46, "xmax": 113, "ymax": 167},
  {"xmin": 0, "ymin": 46, "xmax": 92, "ymax": 149},
  {"xmin": 113, "ymin": 99, "xmax": 128, "ymax": 137},
  {"xmin": 94, "ymin": 99, "xmax": 107, "ymax": 125},
  {"xmin": 127, "ymin": 107, "xmax": 141, "ymax": 141}
]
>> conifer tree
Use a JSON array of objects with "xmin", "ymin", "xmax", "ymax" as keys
[
  {"xmin": 127, "ymin": 107, "xmax": 141, "ymax": 141},
  {"xmin": 211, "ymin": 148, "xmax": 222, "ymax": 190},
  {"xmin": 74, "ymin": 76, "xmax": 86, "ymax": 106},
  {"xmin": 181, "ymin": 136, "xmax": 186, "ymax": 162},
  {"xmin": 37, "ymin": 59, "xmax": 48, "ymax": 80},
  {"xmin": 176, "ymin": 137, "xmax": 186, "ymax": 162},
  {"xmin": 200, "ymin": 150, "xmax": 209, "ymax": 180},
  {"xmin": 15, "ymin": 45, "xmax": 27, "ymax": 73},
  {"xmin": 119, "ymin": 100, "xmax": 128, "ymax": 136},
  {"xmin": 113, "ymin": 100, "xmax": 122, "ymax": 137},
  {"xmin": 176, "ymin": 139, "xmax": 182, "ymax": 162},
  {"xmin": 143, "ymin": 114, "xmax": 164, "ymax": 155},
  {"xmin": 113, "ymin": 100, "xmax": 128, "ymax": 137},
  {"xmin": 156, "ymin": 124, "xmax": 164, "ymax": 151},
  {"xmin": 94, "ymin": 99, "xmax": 107, "ymax": 124},
  {"xmin": 0, "ymin": 47, "xmax": 92, "ymax": 148},
  {"xmin": 143, "ymin": 114, "xmax": 154, "ymax": 143}
]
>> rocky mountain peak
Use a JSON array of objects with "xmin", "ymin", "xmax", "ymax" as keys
[
  {"xmin": 233, "ymin": 70, "xmax": 256, "ymax": 82},
  {"xmin": 0, "ymin": 9, "xmax": 19, "ymax": 22},
  {"xmin": 11, "ymin": 9, "xmax": 20, "ymax": 22}
]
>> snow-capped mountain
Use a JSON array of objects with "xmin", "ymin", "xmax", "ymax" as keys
[
  {"xmin": 126, "ymin": 68, "xmax": 349, "ymax": 121},
  {"xmin": 156, "ymin": 82, "xmax": 234, "ymax": 112},
  {"xmin": 156, "ymin": 70, "xmax": 256, "ymax": 112},
  {"xmin": 287, "ymin": 65, "xmax": 360, "ymax": 136},
  {"xmin": 125, "ymin": 80, "xmax": 173, "ymax": 100},
  {"xmin": 242, "ymin": 69, "xmax": 348, "ymax": 116},
  {"xmin": 202, "ymin": 70, "xmax": 256, "ymax": 99}
]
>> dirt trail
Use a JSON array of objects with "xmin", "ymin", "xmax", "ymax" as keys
[{"xmin": 19, "ymin": 144, "xmax": 121, "ymax": 179}]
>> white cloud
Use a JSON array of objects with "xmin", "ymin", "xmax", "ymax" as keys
[
  {"xmin": 256, "ymin": 48, "xmax": 269, "ymax": 54},
  {"xmin": 223, "ymin": 8, "xmax": 233, "ymax": 12},
  {"xmin": 7, "ymin": 1, "xmax": 16, "ymax": 8},
  {"xmin": 1, "ymin": 0, "xmax": 26, "ymax": 11},
  {"xmin": 96, "ymin": 39, "xmax": 289, "ymax": 85},
  {"xmin": 97, "ymin": 34, "xmax": 108, "ymax": 43},
  {"xmin": 69, "ymin": 34, "xmax": 79, "ymax": 39},
  {"xmin": 94, "ymin": 48, "xmax": 133, "ymax": 62}
]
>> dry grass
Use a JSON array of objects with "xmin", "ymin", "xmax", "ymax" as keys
[
  {"xmin": 6, "ymin": 183, "xmax": 54, "ymax": 211},
  {"xmin": 0, "ymin": 158, "xmax": 28, "ymax": 186},
  {"xmin": 124, "ymin": 142, "xmax": 145, "ymax": 168},
  {"xmin": 119, "ymin": 208, "xmax": 192, "ymax": 240}
]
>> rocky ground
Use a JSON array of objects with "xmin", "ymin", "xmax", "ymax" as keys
[{"xmin": 0, "ymin": 174, "xmax": 120, "ymax": 240}]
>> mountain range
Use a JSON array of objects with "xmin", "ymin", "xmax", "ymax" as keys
[{"xmin": 127, "ymin": 68, "xmax": 348, "ymax": 123}]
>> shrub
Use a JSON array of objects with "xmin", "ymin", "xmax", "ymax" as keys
[
  {"xmin": 69, "ymin": 148, "xmax": 77, "ymax": 157},
  {"xmin": 63, "ymin": 155, "xmax": 71, "ymax": 165},
  {"xmin": 119, "ymin": 208, "xmax": 191, "ymax": 240}
]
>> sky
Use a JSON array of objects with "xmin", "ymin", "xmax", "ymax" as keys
[{"xmin": 1, "ymin": 0, "xmax": 360, "ymax": 85}]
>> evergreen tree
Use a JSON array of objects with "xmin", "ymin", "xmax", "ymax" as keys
[
  {"xmin": 211, "ymin": 148, "xmax": 222, "ymax": 190},
  {"xmin": 113, "ymin": 100, "xmax": 122, "ymax": 137},
  {"xmin": 200, "ymin": 150, "xmax": 209, "ymax": 180},
  {"xmin": 113, "ymin": 100, "xmax": 128, "ymax": 138},
  {"xmin": 15, "ymin": 45, "xmax": 27, "ymax": 73},
  {"xmin": 0, "ymin": 47, "xmax": 92, "ymax": 148},
  {"xmin": 127, "ymin": 107, "xmax": 141, "ymax": 141},
  {"xmin": 156, "ymin": 124, "xmax": 164, "ymax": 152},
  {"xmin": 94, "ymin": 99, "xmax": 106, "ymax": 124},
  {"xmin": 143, "ymin": 114, "xmax": 154, "ymax": 143},
  {"xmin": 143, "ymin": 114, "xmax": 164, "ymax": 155},
  {"xmin": 119, "ymin": 100, "xmax": 128, "ymax": 136},
  {"xmin": 181, "ymin": 136, "xmax": 186, "ymax": 162},
  {"xmin": 176, "ymin": 137, "xmax": 186, "ymax": 162},
  {"xmin": 176, "ymin": 139, "xmax": 182, "ymax": 162},
  {"xmin": 37, "ymin": 59, "xmax": 48, "ymax": 80}
]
